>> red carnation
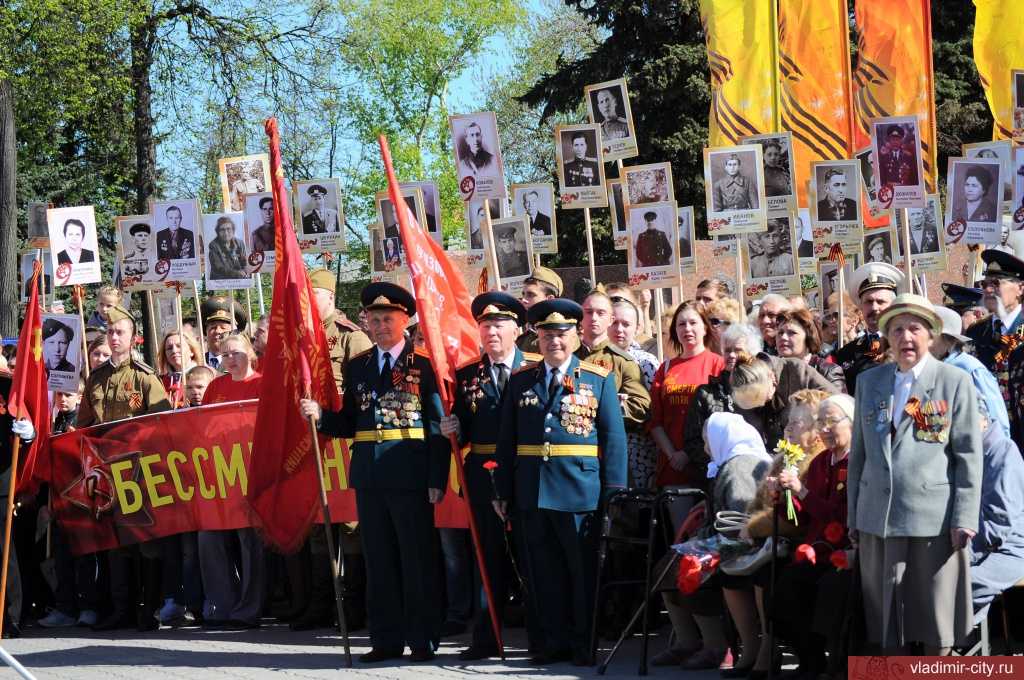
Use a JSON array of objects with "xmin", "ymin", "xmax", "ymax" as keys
[
  {"xmin": 677, "ymin": 555, "xmax": 703, "ymax": 594},
  {"xmin": 482, "ymin": 461, "xmax": 498, "ymax": 471},
  {"xmin": 823, "ymin": 521, "xmax": 845, "ymax": 545},
  {"xmin": 830, "ymin": 549, "xmax": 850, "ymax": 570},
  {"xmin": 794, "ymin": 543, "xmax": 817, "ymax": 565}
]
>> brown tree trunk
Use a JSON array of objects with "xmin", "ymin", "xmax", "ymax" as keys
[
  {"xmin": 131, "ymin": 19, "xmax": 159, "ymax": 364},
  {"xmin": 0, "ymin": 80, "xmax": 18, "ymax": 338}
]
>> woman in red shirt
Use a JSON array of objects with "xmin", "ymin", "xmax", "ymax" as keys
[
  {"xmin": 649, "ymin": 301, "xmax": 725, "ymax": 487},
  {"xmin": 197, "ymin": 333, "xmax": 264, "ymax": 628}
]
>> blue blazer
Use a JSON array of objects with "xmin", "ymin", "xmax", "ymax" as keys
[{"xmin": 495, "ymin": 355, "xmax": 627, "ymax": 513}]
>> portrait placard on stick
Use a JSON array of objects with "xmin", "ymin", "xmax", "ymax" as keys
[
  {"xmin": 116, "ymin": 215, "xmax": 160, "ymax": 291},
  {"xmin": 293, "ymin": 179, "xmax": 345, "ymax": 253},
  {"xmin": 742, "ymin": 216, "xmax": 800, "ymax": 300},
  {"xmin": 511, "ymin": 183, "xmax": 557, "ymax": 255},
  {"xmin": 796, "ymin": 207, "xmax": 816, "ymax": 275},
  {"xmin": 244, "ymin": 192, "xmax": 276, "ymax": 274},
  {"xmin": 403, "ymin": 181, "xmax": 443, "ymax": 246},
  {"xmin": 893, "ymin": 194, "xmax": 946, "ymax": 273},
  {"xmin": 203, "ymin": 213, "xmax": 252, "ymax": 290},
  {"xmin": 608, "ymin": 179, "xmax": 628, "ymax": 249},
  {"xmin": 678, "ymin": 205, "xmax": 696, "ymax": 274},
  {"xmin": 153, "ymin": 289, "xmax": 182, "ymax": 336},
  {"xmin": 464, "ymin": 197, "xmax": 505, "ymax": 265},
  {"xmin": 42, "ymin": 313, "xmax": 82, "ymax": 393},
  {"xmin": 740, "ymin": 132, "xmax": 795, "ymax": 215},
  {"xmin": 491, "ymin": 216, "xmax": 533, "ymax": 294},
  {"xmin": 19, "ymin": 251, "xmax": 52, "ymax": 304},
  {"xmin": 854, "ymin": 146, "xmax": 883, "ymax": 220},
  {"xmin": 27, "ymin": 202, "xmax": 49, "ymax": 247},
  {"xmin": 869, "ymin": 115, "xmax": 926, "ymax": 209},
  {"xmin": 219, "ymin": 154, "xmax": 271, "ymax": 212},
  {"xmin": 584, "ymin": 78, "xmax": 638, "ymax": 162},
  {"xmin": 703, "ymin": 145, "xmax": 767, "ymax": 237},
  {"xmin": 623, "ymin": 162, "xmax": 674, "ymax": 205},
  {"xmin": 555, "ymin": 123, "xmax": 607, "ymax": 209},
  {"xmin": 153, "ymin": 200, "xmax": 202, "ymax": 282},
  {"xmin": 627, "ymin": 201, "xmax": 680, "ymax": 289},
  {"xmin": 369, "ymin": 223, "xmax": 401, "ymax": 280},
  {"xmin": 944, "ymin": 157, "xmax": 1003, "ymax": 245},
  {"xmin": 376, "ymin": 187, "xmax": 427, "ymax": 240},
  {"xmin": 450, "ymin": 112, "xmax": 507, "ymax": 202},
  {"xmin": 809, "ymin": 160, "xmax": 863, "ymax": 259},
  {"xmin": 962, "ymin": 140, "xmax": 1013, "ymax": 204},
  {"xmin": 47, "ymin": 206, "xmax": 101, "ymax": 287},
  {"xmin": 862, "ymin": 229, "xmax": 896, "ymax": 265}
]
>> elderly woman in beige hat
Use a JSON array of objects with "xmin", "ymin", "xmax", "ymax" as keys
[{"xmin": 848, "ymin": 294, "xmax": 982, "ymax": 654}]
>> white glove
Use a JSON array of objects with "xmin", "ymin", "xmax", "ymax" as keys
[{"xmin": 12, "ymin": 418, "xmax": 35, "ymax": 443}]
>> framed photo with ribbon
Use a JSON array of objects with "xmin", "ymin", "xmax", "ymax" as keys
[
  {"xmin": 868, "ymin": 115, "xmax": 926, "ymax": 210},
  {"xmin": 47, "ymin": 205, "xmax": 101, "ymax": 287},
  {"xmin": 244, "ymin": 192, "xmax": 276, "ymax": 274}
]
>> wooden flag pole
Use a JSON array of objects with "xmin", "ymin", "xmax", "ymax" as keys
[
  {"xmin": 481, "ymin": 199, "xmax": 501, "ymax": 292},
  {"xmin": 0, "ymin": 437, "xmax": 22, "ymax": 640},
  {"xmin": 583, "ymin": 207, "xmax": 597, "ymax": 285},
  {"xmin": 245, "ymin": 287, "xmax": 254, "ymax": 324},
  {"xmin": 837, "ymin": 265, "xmax": 847, "ymax": 350},
  {"xmin": 653, "ymin": 292, "xmax": 665, "ymax": 362},
  {"xmin": 255, "ymin": 274, "xmax": 266, "ymax": 317},
  {"xmin": 900, "ymin": 208, "xmax": 914, "ymax": 294}
]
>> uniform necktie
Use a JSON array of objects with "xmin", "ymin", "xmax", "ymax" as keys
[
  {"xmin": 548, "ymin": 368, "xmax": 565, "ymax": 401},
  {"xmin": 994, "ymin": 318, "xmax": 1004, "ymax": 337},
  {"xmin": 495, "ymin": 363, "xmax": 508, "ymax": 395},
  {"xmin": 380, "ymin": 351, "xmax": 392, "ymax": 385}
]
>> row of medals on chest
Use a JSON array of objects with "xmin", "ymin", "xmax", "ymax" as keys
[
  {"xmin": 360, "ymin": 374, "xmax": 422, "ymax": 427},
  {"xmin": 517, "ymin": 381, "xmax": 598, "ymax": 437}
]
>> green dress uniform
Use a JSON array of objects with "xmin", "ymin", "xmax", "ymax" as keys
[
  {"xmin": 322, "ymin": 310, "xmax": 372, "ymax": 395},
  {"xmin": 77, "ymin": 357, "xmax": 171, "ymax": 427},
  {"xmin": 313, "ymin": 284, "xmax": 450, "ymax": 656},
  {"xmin": 575, "ymin": 339, "xmax": 651, "ymax": 429},
  {"xmin": 495, "ymin": 299, "xmax": 627, "ymax": 663}
]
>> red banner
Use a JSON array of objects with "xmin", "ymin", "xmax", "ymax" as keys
[{"xmin": 50, "ymin": 401, "xmax": 356, "ymax": 556}]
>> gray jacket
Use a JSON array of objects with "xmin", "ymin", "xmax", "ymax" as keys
[{"xmin": 848, "ymin": 357, "xmax": 982, "ymax": 538}]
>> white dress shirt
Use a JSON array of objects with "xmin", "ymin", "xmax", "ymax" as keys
[
  {"xmin": 892, "ymin": 353, "xmax": 930, "ymax": 429},
  {"xmin": 995, "ymin": 303, "xmax": 1021, "ymax": 333},
  {"xmin": 544, "ymin": 356, "xmax": 574, "ymax": 391},
  {"xmin": 377, "ymin": 339, "xmax": 406, "ymax": 374},
  {"xmin": 489, "ymin": 350, "xmax": 516, "ymax": 386}
]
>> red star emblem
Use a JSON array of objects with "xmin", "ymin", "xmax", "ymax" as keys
[{"xmin": 58, "ymin": 436, "xmax": 155, "ymax": 528}]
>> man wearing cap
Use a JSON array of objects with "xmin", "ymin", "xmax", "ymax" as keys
[
  {"xmin": 301, "ymin": 184, "xmax": 340, "ymax": 234},
  {"xmin": 635, "ymin": 212, "xmax": 672, "ymax": 267},
  {"xmin": 964, "ymin": 250, "xmax": 1024, "ymax": 380},
  {"xmin": 77, "ymin": 304, "xmax": 172, "ymax": 632},
  {"xmin": 496, "ymin": 224, "xmax": 529, "ymax": 276},
  {"xmin": 878, "ymin": 124, "xmax": 918, "ymax": 188},
  {"xmin": 289, "ymin": 269, "xmax": 373, "ymax": 632},
  {"xmin": 439, "ymin": 292, "xmax": 539, "ymax": 660},
  {"xmin": 931, "ymin": 305, "xmax": 1010, "ymax": 438},
  {"xmin": 299, "ymin": 282, "xmax": 449, "ymax": 663},
  {"xmin": 123, "ymin": 222, "xmax": 155, "ymax": 262},
  {"xmin": 830, "ymin": 262, "xmax": 905, "ymax": 394},
  {"xmin": 200, "ymin": 296, "xmax": 247, "ymax": 369},
  {"xmin": 517, "ymin": 266, "xmax": 564, "ymax": 354},
  {"xmin": 940, "ymin": 283, "xmax": 984, "ymax": 317},
  {"xmin": 577, "ymin": 286, "xmax": 650, "ymax": 429},
  {"xmin": 42, "ymin": 318, "xmax": 76, "ymax": 373},
  {"xmin": 848, "ymin": 294, "xmax": 980, "ymax": 655},
  {"xmin": 494, "ymin": 298, "xmax": 627, "ymax": 666}
]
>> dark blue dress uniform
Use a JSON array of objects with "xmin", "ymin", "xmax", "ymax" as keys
[
  {"xmin": 494, "ymin": 299, "xmax": 627, "ymax": 663},
  {"xmin": 314, "ymin": 284, "xmax": 450, "ymax": 657},
  {"xmin": 965, "ymin": 251, "xmax": 1024, "ymax": 377}
]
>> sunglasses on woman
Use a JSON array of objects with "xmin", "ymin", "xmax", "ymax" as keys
[{"xmin": 708, "ymin": 317, "xmax": 731, "ymax": 328}]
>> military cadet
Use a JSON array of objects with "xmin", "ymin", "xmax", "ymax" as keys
[
  {"xmin": 517, "ymin": 266, "xmax": 563, "ymax": 354},
  {"xmin": 299, "ymin": 282, "xmax": 449, "ymax": 663},
  {"xmin": 577, "ymin": 286, "xmax": 651, "ymax": 429},
  {"xmin": 200, "ymin": 295, "xmax": 247, "ymax": 369},
  {"xmin": 965, "ymin": 250, "xmax": 1024, "ymax": 379},
  {"xmin": 495, "ymin": 298, "xmax": 627, "ymax": 666},
  {"xmin": 78, "ymin": 304, "xmax": 172, "ymax": 632},
  {"xmin": 290, "ymin": 268, "xmax": 373, "ymax": 631},
  {"xmin": 829, "ymin": 262, "xmax": 905, "ymax": 394},
  {"xmin": 439, "ymin": 292, "xmax": 538, "ymax": 660}
]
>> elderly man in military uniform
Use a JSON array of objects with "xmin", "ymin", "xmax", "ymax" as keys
[
  {"xmin": 517, "ymin": 266, "xmax": 563, "ymax": 354},
  {"xmin": 78, "ymin": 304, "xmax": 172, "ymax": 632},
  {"xmin": 635, "ymin": 211, "xmax": 672, "ymax": 267},
  {"xmin": 200, "ymin": 295, "xmax": 247, "ymax": 369},
  {"xmin": 829, "ymin": 262, "xmax": 905, "ymax": 394},
  {"xmin": 299, "ymin": 283, "xmax": 449, "ymax": 663},
  {"xmin": 713, "ymin": 153, "xmax": 757, "ymax": 211},
  {"xmin": 495, "ymin": 298, "xmax": 627, "ymax": 666},
  {"xmin": 289, "ymin": 268, "xmax": 373, "ymax": 631},
  {"xmin": 301, "ymin": 184, "xmax": 340, "ymax": 234},
  {"xmin": 562, "ymin": 132, "xmax": 601, "ymax": 187},
  {"xmin": 439, "ymin": 292, "xmax": 537, "ymax": 660},
  {"xmin": 966, "ymin": 250, "xmax": 1024, "ymax": 392},
  {"xmin": 595, "ymin": 87, "xmax": 629, "ymax": 140}
]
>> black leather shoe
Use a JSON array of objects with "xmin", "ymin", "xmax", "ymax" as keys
[
  {"xmin": 92, "ymin": 611, "xmax": 135, "ymax": 632},
  {"xmin": 529, "ymin": 649, "xmax": 572, "ymax": 665},
  {"xmin": 359, "ymin": 648, "xmax": 404, "ymax": 663},
  {"xmin": 458, "ymin": 646, "xmax": 499, "ymax": 661},
  {"xmin": 409, "ymin": 648, "xmax": 436, "ymax": 662}
]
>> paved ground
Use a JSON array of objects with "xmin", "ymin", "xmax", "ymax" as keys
[{"xmin": 0, "ymin": 625, "xmax": 726, "ymax": 679}]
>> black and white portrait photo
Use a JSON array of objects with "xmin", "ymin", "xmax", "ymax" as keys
[
  {"xmin": 297, "ymin": 181, "xmax": 341, "ymax": 235},
  {"xmin": 27, "ymin": 202, "xmax": 49, "ymax": 242},
  {"xmin": 117, "ymin": 215, "xmax": 157, "ymax": 288},
  {"xmin": 492, "ymin": 216, "xmax": 533, "ymax": 292},
  {"xmin": 624, "ymin": 163, "xmax": 673, "ymax": 205},
  {"xmin": 369, "ymin": 225, "xmax": 386, "ymax": 273},
  {"xmin": 154, "ymin": 200, "xmax": 198, "ymax": 262},
  {"xmin": 627, "ymin": 202, "xmax": 678, "ymax": 288},
  {"xmin": 19, "ymin": 251, "xmax": 53, "ymax": 302},
  {"xmin": 863, "ymin": 231, "xmax": 894, "ymax": 264},
  {"xmin": 948, "ymin": 159, "xmax": 1001, "ymax": 244},
  {"xmin": 555, "ymin": 123, "xmax": 607, "ymax": 209},
  {"xmin": 464, "ymin": 197, "xmax": 505, "ymax": 252},
  {"xmin": 450, "ymin": 112, "xmax": 506, "ymax": 201},
  {"xmin": 796, "ymin": 208, "xmax": 814, "ymax": 259},
  {"xmin": 203, "ymin": 213, "xmax": 251, "ymax": 290},
  {"xmin": 219, "ymin": 154, "xmax": 270, "ymax": 212},
  {"xmin": 869, "ymin": 116, "xmax": 925, "ymax": 208},
  {"xmin": 812, "ymin": 162, "xmax": 860, "ymax": 224},
  {"xmin": 512, "ymin": 183, "xmax": 557, "ymax": 255},
  {"xmin": 42, "ymin": 313, "xmax": 82, "ymax": 392},
  {"xmin": 898, "ymin": 202, "xmax": 942, "ymax": 255},
  {"xmin": 963, "ymin": 140, "xmax": 1013, "ymax": 203},
  {"xmin": 609, "ymin": 179, "xmax": 628, "ymax": 249},
  {"xmin": 402, "ymin": 181, "xmax": 442, "ymax": 244},
  {"xmin": 855, "ymin": 146, "xmax": 879, "ymax": 209},
  {"xmin": 709, "ymin": 149, "xmax": 761, "ymax": 212},
  {"xmin": 747, "ymin": 217, "xmax": 796, "ymax": 279},
  {"xmin": 584, "ymin": 78, "xmax": 638, "ymax": 161},
  {"xmin": 47, "ymin": 205, "xmax": 101, "ymax": 286},
  {"xmin": 678, "ymin": 206, "xmax": 694, "ymax": 260},
  {"xmin": 245, "ymin": 192, "xmax": 277, "ymax": 273},
  {"xmin": 741, "ymin": 132, "xmax": 794, "ymax": 212},
  {"xmin": 376, "ymin": 188, "xmax": 427, "ymax": 249}
]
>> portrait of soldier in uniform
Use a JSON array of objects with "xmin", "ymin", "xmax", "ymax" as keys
[
  {"xmin": 560, "ymin": 130, "xmax": 601, "ymax": 188},
  {"xmin": 300, "ymin": 184, "xmax": 340, "ymax": 234},
  {"xmin": 633, "ymin": 210, "xmax": 673, "ymax": 268},
  {"xmin": 897, "ymin": 201, "xmax": 941, "ymax": 256},
  {"xmin": 248, "ymin": 196, "xmax": 276, "ymax": 253},
  {"xmin": 591, "ymin": 86, "xmax": 630, "ymax": 140},
  {"xmin": 815, "ymin": 166, "xmax": 859, "ymax": 222},
  {"xmin": 495, "ymin": 223, "xmax": 530, "ymax": 277},
  {"xmin": 875, "ymin": 123, "xmax": 920, "ymax": 188},
  {"xmin": 748, "ymin": 217, "xmax": 795, "ymax": 278},
  {"xmin": 122, "ymin": 221, "xmax": 155, "ymax": 277},
  {"xmin": 711, "ymin": 152, "xmax": 758, "ymax": 212},
  {"xmin": 155, "ymin": 204, "xmax": 196, "ymax": 260}
]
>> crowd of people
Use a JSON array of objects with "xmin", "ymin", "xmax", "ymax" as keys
[{"xmin": 1, "ymin": 248, "xmax": 1023, "ymax": 676}]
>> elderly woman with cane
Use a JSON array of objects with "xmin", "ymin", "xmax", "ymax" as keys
[{"xmin": 848, "ymin": 294, "xmax": 982, "ymax": 655}]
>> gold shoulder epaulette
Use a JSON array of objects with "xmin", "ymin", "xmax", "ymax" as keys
[
  {"xmin": 512, "ymin": 361, "xmax": 538, "ymax": 375},
  {"xmin": 352, "ymin": 347, "xmax": 374, "ymax": 360},
  {"xmin": 457, "ymin": 355, "xmax": 483, "ymax": 371},
  {"xmin": 579, "ymin": 360, "xmax": 610, "ymax": 377},
  {"xmin": 521, "ymin": 351, "xmax": 542, "ymax": 362}
]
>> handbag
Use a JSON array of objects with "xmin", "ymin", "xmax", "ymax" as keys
[
  {"xmin": 713, "ymin": 510, "xmax": 749, "ymax": 537},
  {"xmin": 720, "ymin": 536, "xmax": 791, "ymax": 576}
]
